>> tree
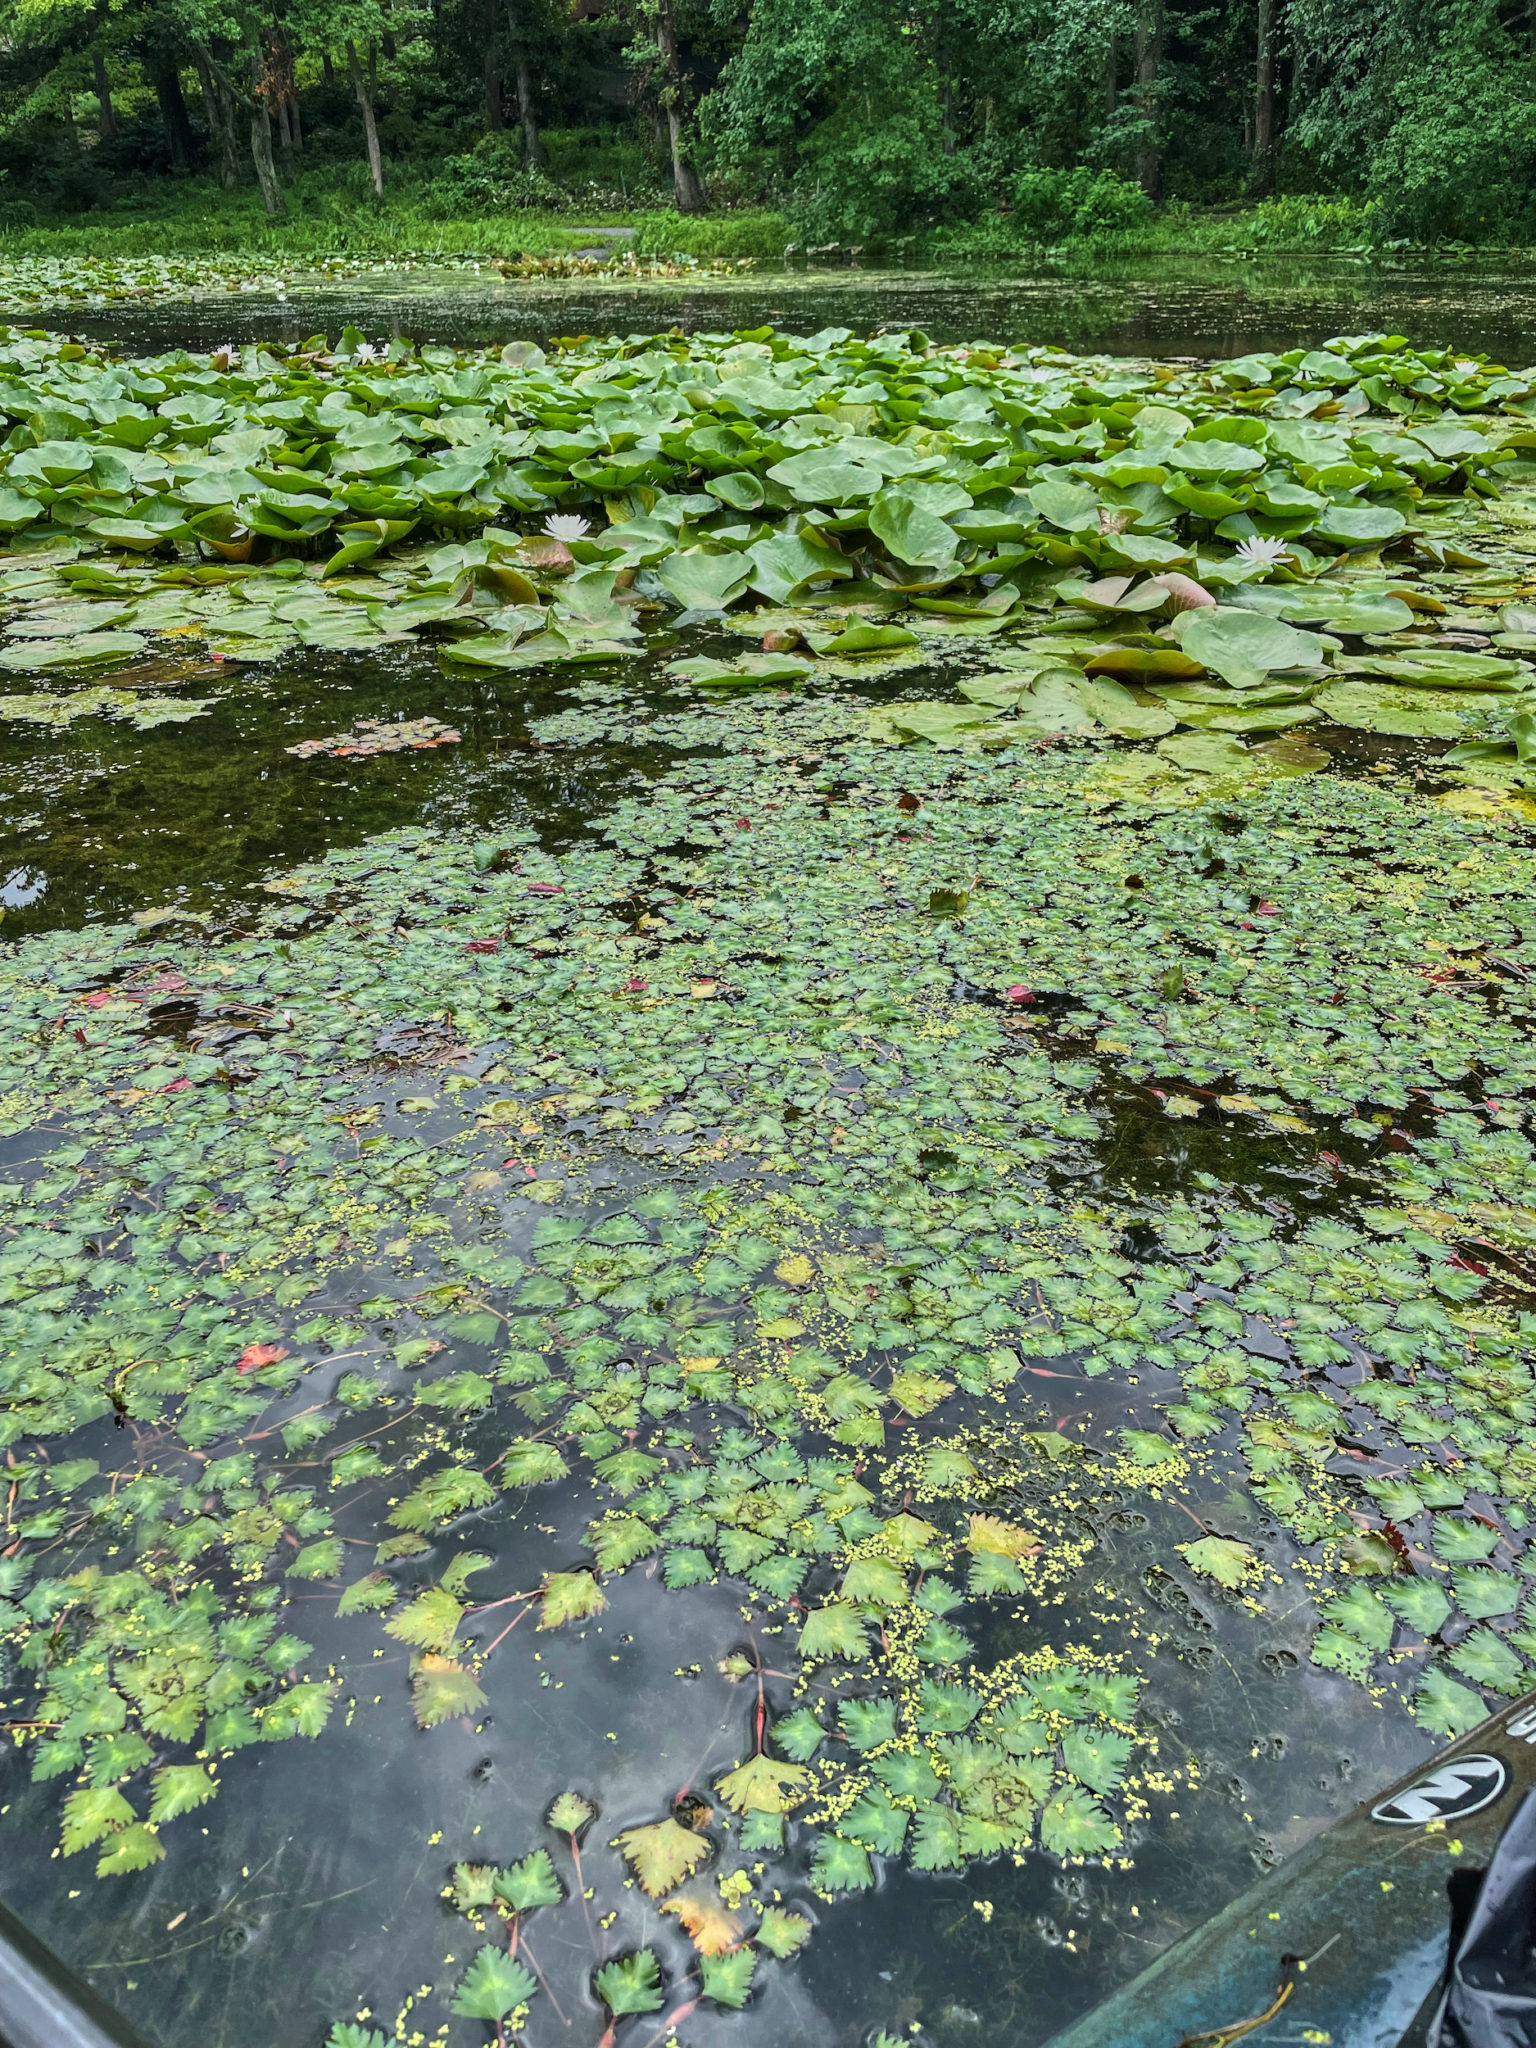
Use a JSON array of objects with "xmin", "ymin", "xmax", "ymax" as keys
[
  {"xmin": 625, "ymin": 0, "xmax": 704, "ymax": 211},
  {"xmin": 1249, "ymin": 0, "xmax": 1280, "ymax": 192},
  {"xmin": 287, "ymin": 0, "xmax": 407, "ymax": 197},
  {"xmin": 1132, "ymin": 0, "xmax": 1161, "ymax": 195},
  {"xmin": 505, "ymin": 0, "xmax": 546, "ymax": 165}
]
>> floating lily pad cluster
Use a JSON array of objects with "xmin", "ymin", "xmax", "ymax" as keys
[
  {"xmin": 0, "ymin": 252, "xmax": 681, "ymax": 319},
  {"xmin": 2, "ymin": 318, "xmax": 1536, "ymax": 2044},
  {"xmin": 0, "ymin": 323, "xmax": 1531, "ymax": 767}
]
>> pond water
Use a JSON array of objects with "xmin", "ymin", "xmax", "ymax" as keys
[
  {"xmin": 1, "ymin": 267, "xmax": 1532, "ymax": 2048},
  {"xmin": 40, "ymin": 249, "xmax": 1536, "ymax": 362}
]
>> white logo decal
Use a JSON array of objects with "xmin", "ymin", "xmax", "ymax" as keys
[
  {"xmin": 1507, "ymin": 1707, "xmax": 1536, "ymax": 1744},
  {"xmin": 1372, "ymin": 1755, "xmax": 1509, "ymax": 1825}
]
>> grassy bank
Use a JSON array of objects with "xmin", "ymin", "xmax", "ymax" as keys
[
  {"xmin": 0, "ymin": 181, "xmax": 1515, "ymax": 271},
  {"xmin": 0, "ymin": 172, "xmax": 612, "ymax": 262}
]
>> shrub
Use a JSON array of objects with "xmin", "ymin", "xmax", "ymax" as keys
[
  {"xmin": 424, "ymin": 136, "xmax": 572, "ymax": 216},
  {"xmin": 1238, "ymin": 194, "xmax": 1384, "ymax": 248},
  {"xmin": 1009, "ymin": 167, "xmax": 1152, "ymax": 242}
]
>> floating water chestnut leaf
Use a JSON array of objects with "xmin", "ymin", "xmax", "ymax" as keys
[
  {"xmin": 614, "ymin": 1817, "xmax": 713, "ymax": 1896},
  {"xmin": 287, "ymin": 718, "xmax": 462, "ymax": 760},
  {"xmin": 450, "ymin": 1946, "xmax": 538, "ymax": 2023},
  {"xmin": 715, "ymin": 1754, "xmax": 814, "ymax": 1815},
  {"xmin": 967, "ymin": 1514, "xmax": 1042, "ymax": 1561},
  {"xmin": 1040, "ymin": 1787, "xmax": 1122, "ymax": 1858},
  {"xmin": 595, "ymin": 1949, "xmax": 664, "ymax": 2019},
  {"xmin": 411, "ymin": 1655, "xmax": 487, "ymax": 1729},
  {"xmin": 384, "ymin": 1587, "xmax": 463, "ymax": 1652},
  {"xmin": 539, "ymin": 1570, "xmax": 607, "ymax": 1629},
  {"xmin": 699, "ymin": 1946, "xmax": 757, "ymax": 2008},
  {"xmin": 95, "ymin": 1825, "xmax": 166, "ymax": 1878},
  {"xmin": 60, "ymin": 1785, "xmax": 135, "ymax": 1855},
  {"xmin": 1177, "ymin": 1536, "xmax": 1259, "ymax": 1589},
  {"xmin": 495, "ymin": 1848, "xmax": 564, "ymax": 1912},
  {"xmin": 663, "ymin": 1884, "xmax": 745, "ymax": 1955}
]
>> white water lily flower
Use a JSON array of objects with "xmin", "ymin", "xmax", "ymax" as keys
[
  {"xmin": 543, "ymin": 513, "xmax": 591, "ymax": 542},
  {"xmin": 1234, "ymin": 534, "xmax": 1291, "ymax": 570}
]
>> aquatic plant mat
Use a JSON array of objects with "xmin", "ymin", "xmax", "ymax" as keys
[{"xmin": 2, "ymin": 318, "xmax": 1535, "ymax": 2048}]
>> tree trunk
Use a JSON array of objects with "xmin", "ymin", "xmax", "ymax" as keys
[
  {"xmin": 1248, "ymin": 0, "xmax": 1278, "ymax": 194},
  {"xmin": 274, "ymin": 29, "xmax": 301, "ymax": 150},
  {"xmin": 194, "ymin": 49, "xmax": 240, "ymax": 186},
  {"xmin": 941, "ymin": 78, "xmax": 955, "ymax": 156},
  {"xmin": 514, "ymin": 53, "xmax": 545, "ymax": 165},
  {"xmin": 93, "ymin": 51, "xmax": 117, "ymax": 139},
  {"xmin": 1102, "ymin": 34, "xmax": 1118, "ymax": 119},
  {"xmin": 152, "ymin": 56, "xmax": 195, "ymax": 170},
  {"xmin": 653, "ymin": 0, "xmax": 704, "ymax": 212},
  {"xmin": 322, "ymin": 51, "xmax": 336, "ymax": 86},
  {"xmin": 1133, "ymin": 0, "xmax": 1162, "ymax": 199},
  {"xmin": 347, "ymin": 39, "xmax": 385, "ymax": 198},
  {"xmin": 484, "ymin": 0, "xmax": 502, "ymax": 130},
  {"xmin": 503, "ymin": 0, "xmax": 545, "ymax": 163},
  {"xmin": 249, "ymin": 52, "xmax": 286, "ymax": 215}
]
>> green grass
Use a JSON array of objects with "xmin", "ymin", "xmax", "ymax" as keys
[
  {"xmin": 630, "ymin": 209, "xmax": 793, "ymax": 262},
  {"xmin": 0, "ymin": 172, "xmax": 604, "ymax": 261},
  {"xmin": 0, "ymin": 171, "xmax": 1408, "ymax": 270}
]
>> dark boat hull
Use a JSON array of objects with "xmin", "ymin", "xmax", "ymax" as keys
[{"xmin": 1044, "ymin": 1693, "xmax": 1536, "ymax": 2048}]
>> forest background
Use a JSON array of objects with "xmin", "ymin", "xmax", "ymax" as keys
[{"xmin": 0, "ymin": 0, "xmax": 1527, "ymax": 268}]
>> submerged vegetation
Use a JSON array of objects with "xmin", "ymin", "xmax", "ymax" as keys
[{"xmin": 1, "ymin": 317, "xmax": 1535, "ymax": 2043}]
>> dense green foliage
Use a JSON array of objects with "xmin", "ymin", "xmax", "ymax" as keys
[{"xmin": 2, "ymin": 0, "xmax": 1536, "ymax": 247}]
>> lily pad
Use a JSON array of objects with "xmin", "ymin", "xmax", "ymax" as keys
[
  {"xmin": 1313, "ymin": 683, "xmax": 1475, "ymax": 738},
  {"xmin": 1179, "ymin": 609, "xmax": 1324, "ymax": 688}
]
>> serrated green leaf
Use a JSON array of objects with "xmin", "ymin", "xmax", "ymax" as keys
[{"xmin": 450, "ymin": 1944, "xmax": 538, "ymax": 2022}]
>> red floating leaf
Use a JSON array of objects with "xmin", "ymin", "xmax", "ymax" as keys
[{"xmin": 236, "ymin": 1342, "xmax": 289, "ymax": 1376}]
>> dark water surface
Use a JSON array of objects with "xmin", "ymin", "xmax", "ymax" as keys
[{"xmin": 37, "ymin": 250, "xmax": 1536, "ymax": 362}]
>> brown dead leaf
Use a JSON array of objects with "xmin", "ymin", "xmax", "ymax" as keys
[{"xmin": 661, "ymin": 1884, "xmax": 744, "ymax": 1955}]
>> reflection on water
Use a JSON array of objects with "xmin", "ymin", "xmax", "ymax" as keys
[{"xmin": 40, "ymin": 252, "xmax": 1536, "ymax": 361}]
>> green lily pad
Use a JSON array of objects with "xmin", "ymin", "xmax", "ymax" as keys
[
  {"xmin": 657, "ymin": 550, "xmax": 753, "ymax": 611},
  {"xmin": 1345, "ymin": 652, "xmax": 1527, "ymax": 691},
  {"xmin": 1313, "ymin": 683, "xmax": 1475, "ymax": 737},
  {"xmin": 1179, "ymin": 608, "xmax": 1324, "ymax": 688},
  {"xmin": 0, "ymin": 630, "xmax": 147, "ymax": 671},
  {"xmin": 1310, "ymin": 503, "xmax": 1408, "ymax": 547},
  {"xmin": 1156, "ymin": 731, "xmax": 1258, "ymax": 776}
]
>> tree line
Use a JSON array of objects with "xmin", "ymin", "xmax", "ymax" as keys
[{"xmin": 1, "ymin": 0, "xmax": 1533, "ymax": 242}]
